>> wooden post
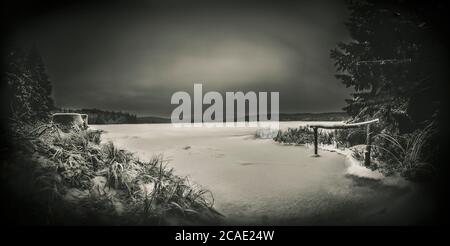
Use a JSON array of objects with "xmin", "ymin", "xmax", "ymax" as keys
[
  {"xmin": 364, "ymin": 124, "xmax": 371, "ymax": 166},
  {"xmin": 313, "ymin": 127, "xmax": 318, "ymax": 156}
]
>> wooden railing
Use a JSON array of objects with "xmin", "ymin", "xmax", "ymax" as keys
[{"xmin": 308, "ymin": 118, "xmax": 379, "ymax": 166}]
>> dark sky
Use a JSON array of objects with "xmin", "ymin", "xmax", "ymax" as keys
[{"xmin": 13, "ymin": 0, "xmax": 352, "ymax": 117}]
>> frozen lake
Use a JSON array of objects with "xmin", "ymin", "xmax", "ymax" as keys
[{"xmin": 94, "ymin": 122, "xmax": 434, "ymax": 225}]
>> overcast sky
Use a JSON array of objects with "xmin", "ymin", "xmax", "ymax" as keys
[{"xmin": 14, "ymin": 0, "xmax": 352, "ymax": 117}]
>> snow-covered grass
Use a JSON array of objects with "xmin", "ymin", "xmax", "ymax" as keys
[
  {"xmin": 6, "ymin": 120, "xmax": 222, "ymax": 225},
  {"xmin": 255, "ymin": 127, "xmax": 279, "ymax": 139}
]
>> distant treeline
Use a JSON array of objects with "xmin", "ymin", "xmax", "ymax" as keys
[
  {"xmin": 135, "ymin": 112, "xmax": 349, "ymax": 124},
  {"xmin": 136, "ymin": 116, "xmax": 171, "ymax": 124},
  {"xmin": 58, "ymin": 108, "xmax": 138, "ymax": 124},
  {"xmin": 51, "ymin": 110, "xmax": 348, "ymax": 124},
  {"xmin": 278, "ymin": 112, "xmax": 348, "ymax": 121}
]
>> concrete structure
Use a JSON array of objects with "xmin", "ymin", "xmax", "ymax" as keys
[{"xmin": 51, "ymin": 113, "xmax": 88, "ymax": 131}]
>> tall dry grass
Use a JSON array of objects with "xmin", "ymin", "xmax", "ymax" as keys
[{"xmin": 373, "ymin": 122, "xmax": 436, "ymax": 179}]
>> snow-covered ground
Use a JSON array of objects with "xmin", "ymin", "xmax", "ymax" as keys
[{"xmin": 94, "ymin": 122, "xmax": 435, "ymax": 225}]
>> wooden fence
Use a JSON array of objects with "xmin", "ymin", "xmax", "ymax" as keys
[{"xmin": 308, "ymin": 119, "xmax": 379, "ymax": 166}]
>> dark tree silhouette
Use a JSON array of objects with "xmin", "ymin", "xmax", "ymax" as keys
[
  {"xmin": 3, "ymin": 45, "xmax": 55, "ymax": 122},
  {"xmin": 26, "ymin": 45, "xmax": 55, "ymax": 118},
  {"xmin": 331, "ymin": 0, "xmax": 448, "ymax": 133}
]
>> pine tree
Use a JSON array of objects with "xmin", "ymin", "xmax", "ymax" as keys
[
  {"xmin": 331, "ymin": 0, "xmax": 447, "ymax": 133},
  {"xmin": 4, "ymin": 45, "xmax": 55, "ymax": 122},
  {"xmin": 26, "ymin": 45, "xmax": 55, "ymax": 118}
]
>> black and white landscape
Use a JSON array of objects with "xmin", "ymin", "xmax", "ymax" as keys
[{"xmin": 0, "ymin": 0, "xmax": 448, "ymax": 226}]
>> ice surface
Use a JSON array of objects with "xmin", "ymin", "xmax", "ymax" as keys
[{"xmin": 94, "ymin": 122, "xmax": 435, "ymax": 225}]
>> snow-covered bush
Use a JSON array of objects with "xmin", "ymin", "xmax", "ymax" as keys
[{"xmin": 255, "ymin": 128, "xmax": 279, "ymax": 139}]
